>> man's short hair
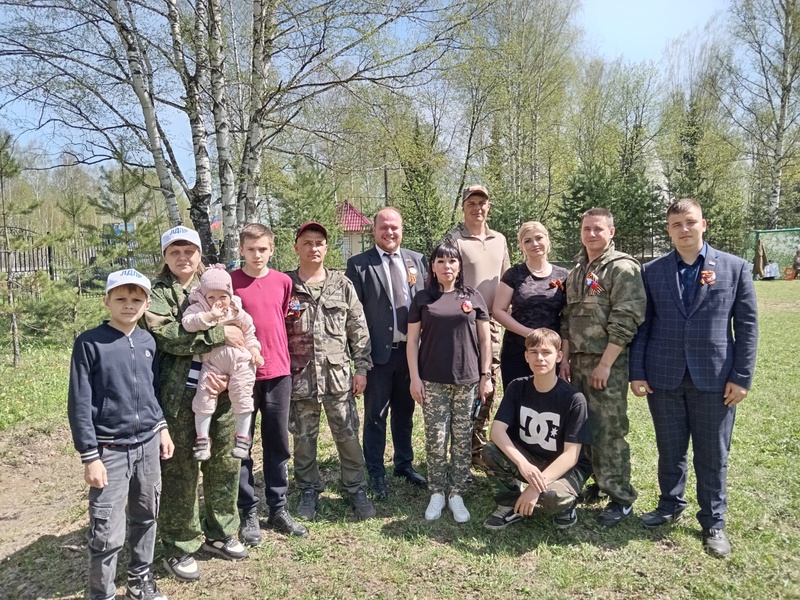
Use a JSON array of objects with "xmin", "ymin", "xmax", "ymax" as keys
[
  {"xmin": 581, "ymin": 207, "xmax": 614, "ymax": 227},
  {"xmin": 525, "ymin": 328, "xmax": 562, "ymax": 352},
  {"xmin": 667, "ymin": 198, "xmax": 702, "ymax": 218},
  {"xmin": 374, "ymin": 206, "xmax": 403, "ymax": 225},
  {"xmin": 239, "ymin": 223, "xmax": 275, "ymax": 247}
]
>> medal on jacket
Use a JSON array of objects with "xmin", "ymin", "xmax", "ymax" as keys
[
  {"xmin": 586, "ymin": 272, "xmax": 604, "ymax": 295},
  {"xmin": 700, "ymin": 270, "xmax": 716, "ymax": 286},
  {"xmin": 549, "ymin": 278, "xmax": 564, "ymax": 292},
  {"xmin": 405, "ymin": 257, "xmax": 418, "ymax": 285},
  {"xmin": 461, "ymin": 299, "xmax": 473, "ymax": 313},
  {"xmin": 288, "ymin": 296, "xmax": 302, "ymax": 318}
]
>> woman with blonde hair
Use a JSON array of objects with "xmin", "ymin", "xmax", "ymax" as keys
[{"xmin": 493, "ymin": 222, "xmax": 568, "ymax": 388}]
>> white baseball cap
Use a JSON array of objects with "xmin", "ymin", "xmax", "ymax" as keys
[
  {"xmin": 160, "ymin": 226, "xmax": 202, "ymax": 253},
  {"xmin": 105, "ymin": 269, "xmax": 152, "ymax": 297}
]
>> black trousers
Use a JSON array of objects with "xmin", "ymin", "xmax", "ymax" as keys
[
  {"xmin": 362, "ymin": 344, "xmax": 416, "ymax": 479},
  {"xmin": 237, "ymin": 375, "xmax": 292, "ymax": 514}
]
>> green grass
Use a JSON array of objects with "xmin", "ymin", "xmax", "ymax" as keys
[
  {"xmin": 0, "ymin": 346, "xmax": 71, "ymax": 431},
  {"xmin": 0, "ymin": 280, "xmax": 798, "ymax": 599}
]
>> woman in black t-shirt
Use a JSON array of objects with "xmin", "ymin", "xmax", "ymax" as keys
[
  {"xmin": 493, "ymin": 222, "xmax": 568, "ymax": 387},
  {"xmin": 407, "ymin": 242, "xmax": 492, "ymax": 524}
]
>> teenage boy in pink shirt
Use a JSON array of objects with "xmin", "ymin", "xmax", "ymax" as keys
[{"xmin": 232, "ymin": 223, "xmax": 308, "ymax": 544}]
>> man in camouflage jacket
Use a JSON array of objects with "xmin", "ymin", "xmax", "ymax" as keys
[
  {"xmin": 285, "ymin": 222, "xmax": 376, "ymax": 521},
  {"xmin": 560, "ymin": 208, "xmax": 646, "ymax": 527}
]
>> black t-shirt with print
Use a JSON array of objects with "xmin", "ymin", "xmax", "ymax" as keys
[
  {"xmin": 409, "ymin": 288, "xmax": 489, "ymax": 384},
  {"xmin": 494, "ymin": 376, "xmax": 591, "ymax": 465}
]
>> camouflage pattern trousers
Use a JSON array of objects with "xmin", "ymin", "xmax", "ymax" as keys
[
  {"xmin": 482, "ymin": 441, "xmax": 586, "ymax": 514},
  {"xmin": 422, "ymin": 381, "xmax": 476, "ymax": 495},
  {"xmin": 472, "ymin": 318, "xmax": 502, "ymax": 458},
  {"xmin": 289, "ymin": 392, "xmax": 368, "ymax": 495},
  {"xmin": 570, "ymin": 352, "xmax": 638, "ymax": 505},
  {"xmin": 159, "ymin": 386, "xmax": 240, "ymax": 560}
]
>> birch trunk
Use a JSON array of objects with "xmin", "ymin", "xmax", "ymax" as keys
[
  {"xmin": 107, "ymin": 0, "xmax": 181, "ymax": 226},
  {"xmin": 209, "ymin": 0, "xmax": 238, "ymax": 264},
  {"xmin": 236, "ymin": 0, "xmax": 279, "ymax": 226},
  {"xmin": 166, "ymin": 0, "xmax": 216, "ymax": 257}
]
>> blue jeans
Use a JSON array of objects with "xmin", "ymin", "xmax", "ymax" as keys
[{"xmin": 87, "ymin": 434, "xmax": 161, "ymax": 600}]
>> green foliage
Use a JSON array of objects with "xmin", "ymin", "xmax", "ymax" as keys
[
  {"xmin": 395, "ymin": 120, "xmax": 449, "ymax": 256},
  {"xmin": 555, "ymin": 164, "xmax": 614, "ymax": 261},
  {"xmin": 0, "ymin": 272, "xmax": 105, "ymax": 349},
  {"xmin": 269, "ymin": 158, "xmax": 344, "ymax": 272}
]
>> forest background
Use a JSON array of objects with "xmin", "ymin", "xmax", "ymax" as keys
[{"xmin": 1, "ymin": 0, "xmax": 800, "ymax": 355}]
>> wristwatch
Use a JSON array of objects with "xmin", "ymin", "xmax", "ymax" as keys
[{"xmin": 480, "ymin": 372, "xmax": 491, "ymax": 378}]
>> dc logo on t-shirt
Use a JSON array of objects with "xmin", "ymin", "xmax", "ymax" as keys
[{"xmin": 519, "ymin": 407, "xmax": 560, "ymax": 451}]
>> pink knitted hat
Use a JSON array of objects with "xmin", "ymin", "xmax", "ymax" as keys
[{"xmin": 199, "ymin": 264, "xmax": 232, "ymax": 296}]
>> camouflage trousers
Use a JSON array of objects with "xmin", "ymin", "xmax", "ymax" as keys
[
  {"xmin": 289, "ymin": 392, "xmax": 367, "ymax": 495},
  {"xmin": 570, "ymin": 352, "xmax": 638, "ymax": 505},
  {"xmin": 159, "ymin": 386, "xmax": 240, "ymax": 559},
  {"xmin": 482, "ymin": 442, "xmax": 586, "ymax": 514},
  {"xmin": 422, "ymin": 381, "xmax": 476, "ymax": 495},
  {"xmin": 472, "ymin": 318, "xmax": 502, "ymax": 458}
]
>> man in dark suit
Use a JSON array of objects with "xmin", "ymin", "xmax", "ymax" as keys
[
  {"xmin": 345, "ymin": 207, "xmax": 428, "ymax": 498},
  {"xmin": 630, "ymin": 198, "xmax": 758, "ymax": 558}
]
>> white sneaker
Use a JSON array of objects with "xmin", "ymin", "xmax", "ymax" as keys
[
  {"xmin": 448, "ymin": 494, "xmax": 470, "ymax": 523},
  {"xmin": 425, "ymin": 493, "xmax": 446, "ymax": 520}
]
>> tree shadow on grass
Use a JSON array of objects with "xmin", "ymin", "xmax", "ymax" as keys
[
  {"xmin": 377, "ymin": 472, "xmax": 670, "ymax": 557},
  {"xmin": 0, "ymin": 526, "xmax": 88, "ymax": 599}
]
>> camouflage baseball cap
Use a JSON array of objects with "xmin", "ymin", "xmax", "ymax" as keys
[{"xmin": 462, "ymin": 184, "xmax": 489, "ymax": 203}]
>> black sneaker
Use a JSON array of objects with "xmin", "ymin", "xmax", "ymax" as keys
[
  {"xmin": 296, "ymin": 489, "xmax": 318, "ymax": 521},
  {"xmin": 347, "ymin": 488, "xmax": 376, "ymax": 520},
  {"xmin": 553, "ymin": 507, "xmax": 578, "ymax": 530},
  {"xmin": 639, "ymin": 507, "xmax": 684, "ymax": 529},
  {"xmin": 267, "ymin": 507, "xmax": 309, "ymax": 537},
  {"xmin": 163, "ymin": 554, "xmax": 200, "ymax": 582},
  {"xmin": 125, "ymin": 573, "xmax": 167, "ymax": 600},
  {"xmin": 239, "ymin": 508, "xmax": 262, "ymax": 547},
  {"xmin": 201, "ymin": 536, "xmax": 249, "ymax": 561},
  {"xmin": 702, "ymin": 528, "xmax": 731, "ymax": 558},
  {"xmin": 579, "ymin": 482, "xmax": 606, "ymax": 504},
  {"xmin": 597, "ymin": 501, "xmax": 633, "ymax": 527},
  {"xmin": 483, "ymin": 505, "xmax": 522, "ymax": 530}
]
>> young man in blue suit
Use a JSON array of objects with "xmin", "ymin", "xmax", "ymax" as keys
[
  {"xmin": 630, "ymin": 198, "xmax": 758, "ymax": 558},
  {"xmin": 345, "ymin": 207, "xmax": 428, "ymax": 498}
]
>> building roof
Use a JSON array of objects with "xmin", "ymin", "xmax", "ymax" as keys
[{"xmin": 337, "ymin": 201, "xmax": 372, "ymax": 233}]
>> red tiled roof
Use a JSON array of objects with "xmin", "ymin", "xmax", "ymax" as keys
[{"xmin": 337, "ymin": 201, "xmax": 372, "ymax": 233}]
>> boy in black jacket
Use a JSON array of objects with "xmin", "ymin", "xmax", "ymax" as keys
[{"xmin": 68, "ymin": 269, "xmax": 174, "ymax": 600}]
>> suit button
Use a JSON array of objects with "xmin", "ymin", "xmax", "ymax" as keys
[
  {"xmin": 687, "ymin": 321, "xmax": 691, "ymax": 326},
  {"xmin": 389, "ymin": 326, "xmax": 393, "ymax": 331}
]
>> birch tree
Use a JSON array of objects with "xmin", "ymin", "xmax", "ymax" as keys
[
  {"xmin": 720, "ymin": 0, "xmax": 800, "ymax": 229},
  {"xmin": 0, "ymin": 0, "xmax": 478, "ymax": 261}
]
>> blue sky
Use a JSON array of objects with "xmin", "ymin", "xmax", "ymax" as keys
[{"xmin": 580, "ymin": 0, "xmax": 729, "ymax": 63}]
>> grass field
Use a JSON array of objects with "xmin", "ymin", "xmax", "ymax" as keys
[{"xmin": 0, "ymin": 281, "xmax": 798, "ymax": 599}]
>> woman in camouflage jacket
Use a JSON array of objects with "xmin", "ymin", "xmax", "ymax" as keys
[{"xmin": 142, "ymin": 226, "xmax": 248, "ymax": 583}]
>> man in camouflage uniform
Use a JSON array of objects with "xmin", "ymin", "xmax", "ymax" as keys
[
  {"xmin": 560, "ymin": 208, "xmax": 646, "ymax": 527},
  {"xmin": 285, "ymin": 222, "xmax": 376, "ymax": 521}
]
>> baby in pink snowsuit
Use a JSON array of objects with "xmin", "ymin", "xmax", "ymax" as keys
[{"xmin": 182, "ymin": 264, "xmax": 264, "ymax": 461}]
